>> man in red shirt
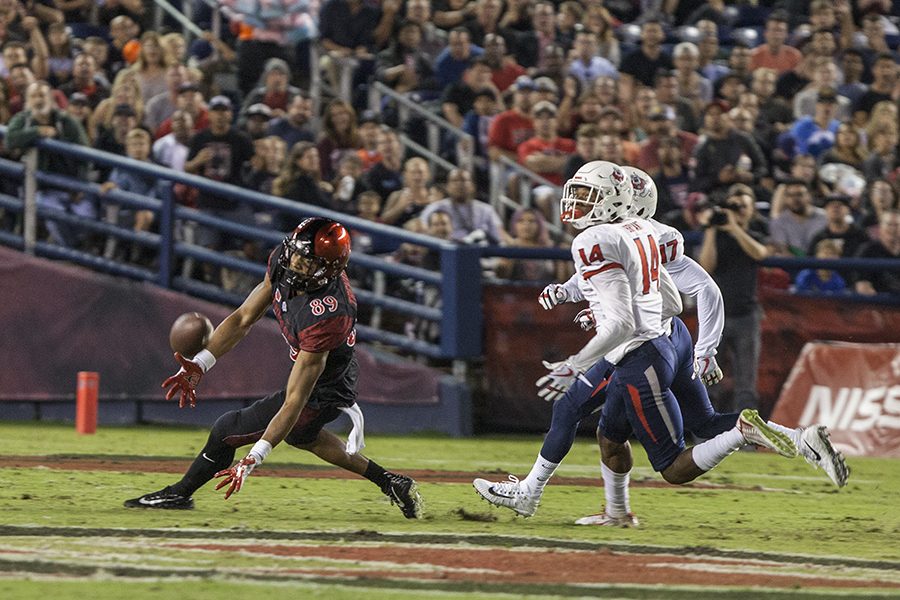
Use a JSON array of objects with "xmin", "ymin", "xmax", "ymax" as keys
[
  {"xmin": 487, "ymin": 75, "xmax": 535, "ymax": 161},
  {"xmin": 483, "ymin": 33, "xmax": 525, "ymax": 92},
  {"xmin": 516, "ymin": 100, "xmax": 576, "ymax": 186},
  {"xmin": 749, "ymin": 10, "xmax": 802, "ymax": 74}
]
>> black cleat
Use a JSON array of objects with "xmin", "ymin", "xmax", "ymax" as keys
[
  {"xmin": 381, "ymin": 473, "xmax": 422, "ymax": 519},
  {"xmin": 124, "ymin": 486, "xmax": 194, "ymax": 510}
]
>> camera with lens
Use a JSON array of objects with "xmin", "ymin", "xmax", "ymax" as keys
[{"xmin": 708, "ymin": 201, "xmax": 741, "ymax": 226}]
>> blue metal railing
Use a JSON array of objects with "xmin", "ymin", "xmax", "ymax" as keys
[{"xmin": 0, "ymin": 128, "xmax": 482, "ymax": 359}]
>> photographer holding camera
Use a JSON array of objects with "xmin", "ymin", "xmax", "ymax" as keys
[{"xmin": 699, "ymin": 183, "xmax": 770, "ymax": 414}]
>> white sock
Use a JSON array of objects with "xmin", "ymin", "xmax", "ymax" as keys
[
  {"xmin": 768, "ymin": 421, "xmax": 802, "ymax": 447},
  {"xmin": 691, "ymin": 427, "xmax": 745, "ymax": 471},
  {"xmin": 601, "ymin": 462, "xmax": 631, "ymax": 517},
  {"xmin": 522, "ymin": 453, "xmax": 559, "ymax": 494}
]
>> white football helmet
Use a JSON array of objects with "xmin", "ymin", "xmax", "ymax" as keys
[
  {"xmin": 560, "ymin": 161, "xmax": 633, "ymax": 229},
  {"xmin": 622, "ymin": 166, "xmax": 658, "ymax": 219}
]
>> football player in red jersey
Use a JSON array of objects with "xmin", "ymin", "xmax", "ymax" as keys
[{"xmin": 125, "ymin": 217, "xmax": 422, "ymax": 518}]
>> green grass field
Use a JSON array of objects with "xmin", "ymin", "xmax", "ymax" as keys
[{"xmin": 1, "ymin": 422, "xmax": 899, "ymax": 599}]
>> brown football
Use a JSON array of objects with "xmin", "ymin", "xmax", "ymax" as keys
[{"xmin": 169, "ymin": 312, "xmax": 214, "ymax": 358}]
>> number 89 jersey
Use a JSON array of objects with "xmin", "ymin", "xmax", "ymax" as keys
[
  {"xmin": 572, "ymin": 218, "xmax": 668, "ymax": 364},
  {"xmin": 267, "ymin": 245, "xmax": 358, "ymax": 393}
]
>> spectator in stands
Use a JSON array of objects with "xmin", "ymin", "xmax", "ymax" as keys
[
  {"xmin": 627, "ymin": 86, "xmax": 657, "ymax": 142},
  {"xmin": 242, "ymin": 136, "xmax": 283, "ymax": 197},
  {"xmin": 494, "ymin": 207, "xmax": 555, "ymax": 281},
  {"xmin": 768, "ymin": 179, "xmax": 828, "ymax": 257},
  {"xmin": 672, "ymin": 42, "xmax": 711, "ymax": 109},
  {"xmin": 807, "ymin": 194, "xmax": 868, "ymax": 258},
  {"xmin": 420, "ymin": 168, "xmax": 506, "ymax": 245},
  {"xmin": 81, "ymin": 37, "xmax": 111, "ymax": 83},
  {"xmin": 793, "ymin": 60, "xmax": 851, "ymax": 120},
  {"xmin": 1, "ymin": 16, "xmax": 49, "ymax": 81},
  {"xmin": 852, "ymin": 53, "xmax": 897, "ymax": 126},
  {"xmin": 584, "ymin": 4, "xmax": 620, "ymax": 67},
  {"xmin": 64, "ymin": 92, "xmax": 91, "ymax": 139},
  {"xmin": 184, "ymin": 95, "xmax": 255, "ymax": 259},
  {"xmin": 144, "ymin": 64, "xmax": 190, "ymax": 131},
  {"xmin": 404, "ymin": 0, "xmax": 448, "ymax": 63},
  {"xmin": 567, "ymin": 29, "xmax": 617, "ymax": 87},
  {"xmin": 441, "ymin": 58, "xmax": 497, "ymax": 129},
  {"xmin": 272, "ymin": 141, "xmax": 334, "ymax": 227},
  {"xmin": 654, "ymin": 68, "xmax": 699, "ymax": 134},
  {"xmin": 749, "ymin": 10, "xmax": 801, "ymax": 74},
  {"xmin": 241, "ymin": 58, "xmax": 301, "ymax": 119},
  {"xmin": 864, "ymin": 100, "xmax": 899, "ymax": 147},
  {"xmin": 651, "ymin": 136, "xmax": 692, "ymax": 216},
  {"xmin": 517, "ymin": 101, "xmax": 575, "ymax": 187},
  {"xmin": 794, "ymin": 239, "xmax": 847, "ymax": 294},
  {"xmin": 618, "ymin": 19, "xmax": 672, "ymax": 101},
  {"xmin": 433, "ymin": 0, "xmax": 479, "ymax": 31},
  {"xmin": 318, "ymin": 0, "xmax": 389, "ymax": 93},
  {"xmin": 775, "ymin": 154, "xmax": 830, "ymax": 210},
  {"xmin": 510, "ymin": 0, "xmax": 558, "ymax": 70},
  {"xmin": 856, "ymin": 13, "xmax": 896, "ymax": 70},
  {"xmin": 862, "ymin": 127, "xmax": 899, "ymax": 182},
  {"xmin": 435, "ymin": 27, "xmax": 483, "ymax": 89},
  {"xmin": 153, "ymin": 109, "xmax": 192, "ymax": 171},
  {"xmin": 482, "ymin": 32, "xmax": 524, "ymax": 92},
  {"xmin": 595, "ymin": 132, "xmax": 624, "ymax": 165},
  {"xmin": 462, "ymin": 87, "xmax": 499, "ymax": 174},
  {"xmin": 243, "ymin": 103, "xmax": 274, "ymax": 140},
  {"xmin": 837, "ymin": 49, "xmax": 868, "ymax": 107},
  {"xmin": 461, "ymin": 0, "xmax": 505, "ymax": 47},
  {"xmin": 6, "ymin": 80, "xmax": 90, "ymax": 248},
  {"xmin": 637, "ymin": 104, "xmax": 698, "ymax": 173},
  {"xmin": 267, "ymin": 93, "xmax": 315, "ymax": 149},
  {"xmin": 89, "ymin": 73, "xmax": 143, "ymax": 141},
  {"xmin": 854, "ymin": 210, "xmax": 900, "ymax": 296},
  {"xmin": 362, "ymin": 127, "xmax": 405, "ymax": 202},
  {"xmin": 354, "ymin": 110, "xmax": 382, "ymax": 172},
  {"xmin": 787, "ymin": 87, "xmax": 841, "ymax": 159},
  {"xmin": 124, "ymin": 32, "xmax": 172, "ymax": 105},
  {"xmin": 154, "ymin": 82, "xmax": 207, "ymax": 139},
  {"xmin": 690, "ymin": 101, "xmax": 767, "ymax": 199},
  {"xmin": 487, "ymin": 75, "xmax": 533, "ymax": 161},
  {"xmin": 860, "ymin": 179, "xmax": 899, "ymax": 240},
  {"xmin": 381, "ymin": 157, "xmax": 435, "ymax": 227},
  {"xmin": 45, "ymin": 22, "xmax": 74, "ymax": 87},
  {"xmin": 698, "ymin": 183, "xmax": 769, "ymax": 414},
  {"xmin": 590, "ymin": 75, "xmax": 620, "ymax": 110},
  {"xmin": 531, "ymin": 44, "xmax": 567, "ymax": 91},
  {"xmin": 99, "ymin": 127, "xmax": 160, "ymax": 262},
  {"xmin": 330, "ymin": 153, "xmax": 366, "ymax": 215},
  {"xmin": 696, "ymin": 27, "xmax": 729, "ymax": 83},
  {"xmin": 819, "ymin": 122, "xmax": 867, "ymax": 170},
  {"xmin": 93, "ymin": 103, "xmax": 138, "ymax": 180},
  {"xmin": 59, "ymin": 53, "xmax": 109, "ymax": 110},
  {"xmin": 752, "ymin": 68, "xmax": 793, "ymax": 139},
  {"xmin": 317, "ymin": 99, "xmax": 360, "ymax": 181},
  {"xmin": 161, "ymin": 32, "xmax": 187, "ymax": 65},
  {"xmin": 376, "ymin": 20, "xmax": 438, "ymax": 96},
  {"xmin": 563, "ymin": 123, "xmax": 598, "ymax": 181},
  {"xmin": 774, "ymin": 43, "xmax": 816, "ymax": 101}
]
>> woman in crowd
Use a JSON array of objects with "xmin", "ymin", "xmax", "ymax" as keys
[
  {"xmin": 126, "ymin": 32, "xmax": 172, "ymax": 105},
  {"xmin": 860, "ymin": 179, "xmax": 899, "ymax": 240},
  {"xmin": 819, "ymin": 121, "xmax": 867, "ymax": 170},
  {"xmin": 272, "ymin": 141, "xmax": 334, "ymax": 229},
  {"xmin": 494, "ymin": 207, "xmax": 555, "ymax": 281},
  {"xmin": 317, "ymin": 99, "xmax": 361, "ymax": 181},
  {"xmin": 89, "ymin": 72, "xmax": 144, "ymax": 140}
]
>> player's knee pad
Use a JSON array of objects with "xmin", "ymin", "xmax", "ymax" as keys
[{"xmin": 208, "ymin": 410, "xmax": 243, "ymax": 448}]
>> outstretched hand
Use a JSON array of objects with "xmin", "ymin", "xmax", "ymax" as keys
[
  {"xmin": 214, "ymin": 456, "xmax": 258, "ymax": 499},
  {"xmin": 161, "ymin": 352, "xmax": 204, "ymax": 408}
]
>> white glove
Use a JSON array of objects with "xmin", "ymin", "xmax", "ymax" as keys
[
  {"xmin": 536, "ymin": 359, "xmax": 579, "ymax": 402},
  {"xmin": 574, "ymin": 308, "xmax": 595, "ymax": 331},
  {"xmin": 693, "ymin": 354, "xmax": 723, "ymax": 386},
  {"xmin": 539, "ymin": 284, "xmax": 568, "ymax": 310}
]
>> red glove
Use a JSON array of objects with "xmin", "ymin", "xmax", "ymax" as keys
[
  {"xmin": 214, "ymin": 456, "xmax": 257, "ymax": 499},
  {"xmin": 161, "ymin": 352, "xmax": 204, "ymax": 408}
]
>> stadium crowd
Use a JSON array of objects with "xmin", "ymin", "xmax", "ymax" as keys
[{"xmin": 0, "ymin": 0, "xmax": 898, "ymax": 308}]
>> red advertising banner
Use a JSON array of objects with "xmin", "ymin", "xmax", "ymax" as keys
[{"xmin": 770, "ymin": 342, "xmax": 900, "ymax": 458}]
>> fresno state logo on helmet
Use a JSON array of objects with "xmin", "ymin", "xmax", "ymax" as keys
[
  {"xmin": 630, "ymin": 172, "xmax": 649, "ymax": 197},
  {"xmin": 610, "ymin": 167, "xmax": 626, "ymax": 185}
]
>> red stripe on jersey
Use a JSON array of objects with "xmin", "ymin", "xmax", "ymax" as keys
[
  {"xmin": 627, "ymin": 384, "xmax": 658, "ymax": 443},
  {"xmin": 583, "ymin": 262, "xmax": 624, "ymax": 279},
  {"xmin": 298, "ymin": 315, "xmax": 354, "ymax": 353},
  {"xmin": 589, "ymin": 377, "xmax": 609, "ymax": 398}
]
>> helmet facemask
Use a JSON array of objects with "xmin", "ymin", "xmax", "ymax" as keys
[
  {"xmin": 560, "ymin": 179, "xmax": 632, "ymax": 229},
  {"xmin": 276, "ymin": 218, "xmax": 351, "ymax": 293}
]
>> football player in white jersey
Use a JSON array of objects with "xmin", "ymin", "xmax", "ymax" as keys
[{"xmin": 474, "ymin": 160, "xmax": 796, "ymax": 519}]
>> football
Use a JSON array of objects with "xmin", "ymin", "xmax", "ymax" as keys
[{"xmin": 169, "ymin": 312, "xmax": 214, "ymax": 358}]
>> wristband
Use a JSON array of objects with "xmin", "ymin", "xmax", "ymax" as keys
[
  {"xmin": 192, "ymin": 349, "xmax": 217, "ymax": 373},
  {"xmin": 248, "ymin": 439, "xmax": 273, "ymax": 463}
]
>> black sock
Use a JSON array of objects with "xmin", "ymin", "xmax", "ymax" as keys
[
  {"xmin": 363, "ymin": 460, "xmax": 390, "ymax": 489},
  {"xmin": 169, "ymin": 446, "xmax": 235, "ymax": 497}
]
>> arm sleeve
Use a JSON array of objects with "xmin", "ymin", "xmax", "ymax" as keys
[
  {"xmin": 559, "ymin": 273, "xmax": 584, "ymax": 302},
  {"xmin": 567, "ymin": 269, "xmax": 635, "ymax": 372},
  {"xmin": 659, "ymin": 267, "xmax": 683, "ymax": 320},
  {"xmin": 667, "ymin": 255, "xmax": 724, "ymax": 357}
]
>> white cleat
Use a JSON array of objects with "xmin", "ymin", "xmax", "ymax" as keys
[
  {"xmin": 574, "ymin": 512, "xmax": 640, "ymax": 527},
  {"xmin": 738, "ymin": 409, "xmax": 798, "ymax": 458},
  {"xmin": 472, "ymin": 475, "xmax": 540, "ymax": 517},
  {"xmin": 799, "ymin": 425, "xmax": 850, "ymax": 488}
]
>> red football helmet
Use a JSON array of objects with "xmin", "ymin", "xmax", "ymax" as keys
[{"xmin": 278, "ymin": 217, "xmax": 352, "ymax": 292}]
